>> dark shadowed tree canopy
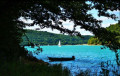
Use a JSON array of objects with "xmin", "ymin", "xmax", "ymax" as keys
[{"xmin": 0, "ymin": 0, "xmax": 120, "ymax": 61}]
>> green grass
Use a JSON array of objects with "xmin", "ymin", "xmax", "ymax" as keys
[{"xmin": 0, "ymin": 61, "xmax": 70, "ymax": 76}]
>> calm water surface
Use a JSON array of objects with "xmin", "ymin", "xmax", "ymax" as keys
[{"xmin": 25, "ymin": 45, "xmax": 119, "ymax": 76}]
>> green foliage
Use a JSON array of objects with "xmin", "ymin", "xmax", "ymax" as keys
[
  {"xmin": 0, "ymin": 61, "xmax": 70, "ymax": 76},
  {"xmin": 88, "ymin": 37, "xmax": 102, "ymax": 45},
  {"xmin": 106, "ymin": 23, "xmax": 120, "ymax": 44},
  {"xmin": 106, "ymin": 24, "xmax": 120, "ymax": 34},
  {"xmin": 20, "ymin": 30, "xmax": 92, "ymax": 45},
  {"xmin": 88, "ymin": 23, "xmax": 120, "ymax": 45}
]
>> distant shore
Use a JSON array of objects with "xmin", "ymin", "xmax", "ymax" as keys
[{"xmin": 37, "ymin": 44, "xmax": 102, "ymax": 46}]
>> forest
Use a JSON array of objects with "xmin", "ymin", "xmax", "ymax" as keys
[
  {"xmin": 88, "ymin": 23, "xmax": 120, "ymax": 45},
  {"xmin": 21, "ymin": 30, "xmax": 92, "ymax": 45}
]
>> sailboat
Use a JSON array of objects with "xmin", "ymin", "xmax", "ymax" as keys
[{"xmin": 58, "ymin": 40, "xmax": 61, "ymax": 47}]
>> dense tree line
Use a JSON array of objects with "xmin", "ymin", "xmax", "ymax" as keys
[
  {"xmin": 88, "ymin": 37, "xmax": 102, "ymax": 45},
  {"xmin": 21, "ymin": 30, "xmax": 92, "ymax": 45},
  {"xmin": 88, "ymin": 23, "xmax": 120, "ymax": 45}
]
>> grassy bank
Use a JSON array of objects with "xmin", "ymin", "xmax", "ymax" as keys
[{"xmin": 0, "ymin": 58, "xmax": 70, "ymax": 76}]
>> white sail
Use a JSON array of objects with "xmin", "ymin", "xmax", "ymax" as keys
[{"xmin": 58, "ymin": 40, "xmax": 61, "ymax": 47}]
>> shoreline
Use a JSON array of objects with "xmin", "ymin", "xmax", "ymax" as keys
[
  {"xmin": 38, "ymin": 44, "xmax": 102, "ymax": 46},
  {"xmin": 24, "ymin": 44, "xmax": 102, "ymax": 47}
]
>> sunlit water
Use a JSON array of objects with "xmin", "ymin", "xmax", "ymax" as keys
[{"xmin": 25, "ymin": 45, "xmax": 120, "ymax": 76}]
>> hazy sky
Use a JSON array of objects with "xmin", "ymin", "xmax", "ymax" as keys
[{"xmin": 20, "ymin": 8, "xmax": 119, "ymax": 35}]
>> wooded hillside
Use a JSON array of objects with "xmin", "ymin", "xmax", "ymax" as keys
[
  {"xmin": 88, "ymin": 23, "xmax": 120, "ymax": 45},
  {"xmin": 21, "ymin": 30, "xmax": 92, "ymax": 45}
]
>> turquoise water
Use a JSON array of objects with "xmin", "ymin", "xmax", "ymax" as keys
[{"xmin": 25, "ymin": 45, "xmax": 119, "ymax": 76}]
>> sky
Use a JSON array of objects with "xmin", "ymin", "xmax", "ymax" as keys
[{"xmin": 20, "ymin": 7, "xmax": 119, "ymax": 36}]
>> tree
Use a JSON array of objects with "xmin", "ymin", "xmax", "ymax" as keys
[
  {"xmin": 88, "ymin": 23, "xmax": 120, "ymax": 65},
  {"xmin": 0, "ymin": 0, "xmax": 120, "ymax": 64},
  {"xmin": 88, "ymin": 37, "xmax": 102, "ymax": 45}
]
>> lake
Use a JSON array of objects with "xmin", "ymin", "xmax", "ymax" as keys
[{"xmin": 25, "ymin": 45, "xmax": 120, "ymax": 76}]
